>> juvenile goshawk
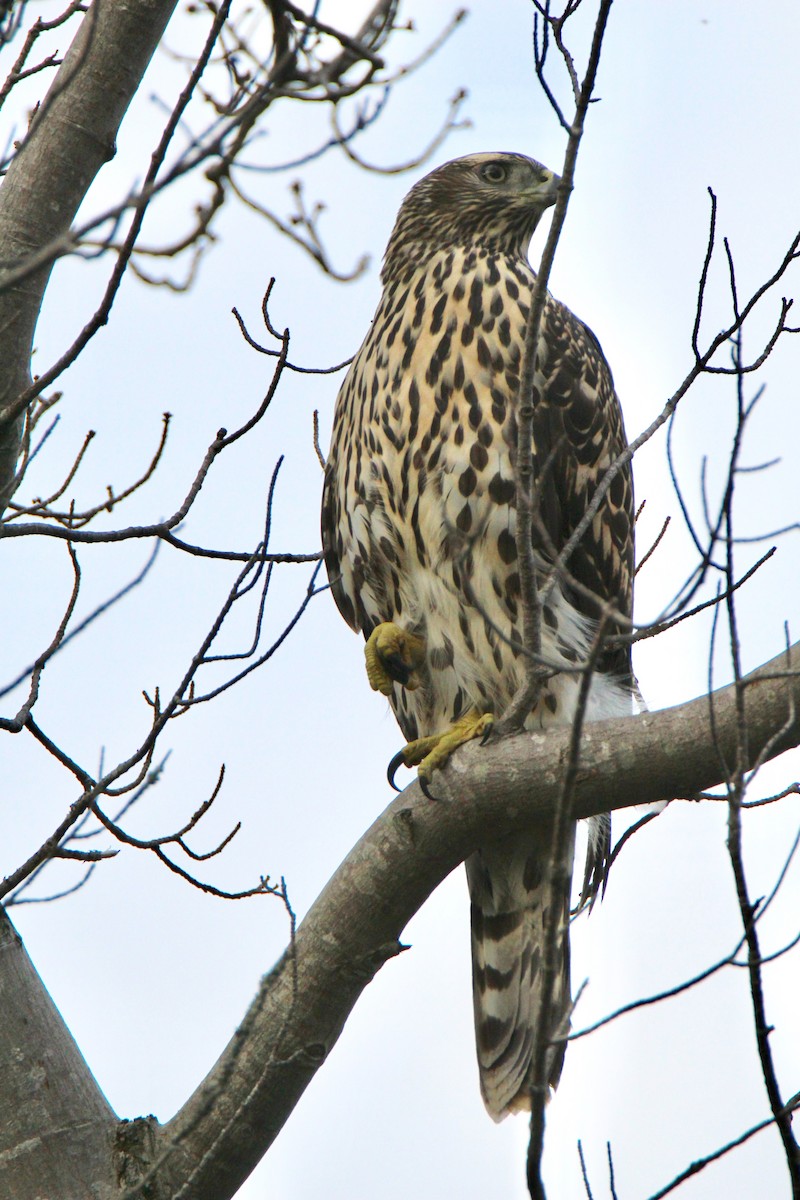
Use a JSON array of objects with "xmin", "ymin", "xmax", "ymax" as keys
[{"xmin": 321, "ymin": 152, "xmax": 634, "ymax": 1119}]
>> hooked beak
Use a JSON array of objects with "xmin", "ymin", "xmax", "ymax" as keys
[
  {"xmin": 539, "ymin": 168, "xmax": 561, "ymax": 208},
  {"xmin": 521, "ymin": 166, "xmax": 561, "ymax": 213}
]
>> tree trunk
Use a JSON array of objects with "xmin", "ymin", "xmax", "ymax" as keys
[
  {"xmin": 0, "ymin": 908, "xmax": 118, "ymax": 1199},
  {"xmin": 0, "ymin": 0, "xmax": 180, "ymax": 513}
]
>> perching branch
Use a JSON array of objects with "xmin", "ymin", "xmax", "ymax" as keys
[{"xmin": 132, "ymin": 638, "xmax": 800, "ymax": 1200}]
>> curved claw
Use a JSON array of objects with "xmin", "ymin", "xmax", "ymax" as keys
[
  {"xmin": 387, "ymin": 748, "xmax": 408, "ymax": 792},
  {"xmin": 418, "ymin": 774, "xmax": 442, "ymax": 802}
]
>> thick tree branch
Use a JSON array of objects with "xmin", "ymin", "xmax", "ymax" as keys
[
  {"xmin": 0, "ymin": 910, "xmax": 116, "ymax": 1198},
  {"xmin": 142, "ymin": 640, "xmax": 800, "ymax": 1200},
  {"xmin": 0, "ymin": 0, "xmax": 180, "ymax": 512}
]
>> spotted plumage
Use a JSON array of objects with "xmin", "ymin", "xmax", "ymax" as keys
[{"xmin": 321, "ymin": 152, "xmax": 634, "ymax": 1118}]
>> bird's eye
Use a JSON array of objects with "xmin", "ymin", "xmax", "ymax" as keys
[{"xmin": 480, "ymin": 162, "xmax": 508, "ymax": 185}]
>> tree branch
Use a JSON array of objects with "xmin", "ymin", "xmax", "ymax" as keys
[
  {"xmin": 0, "ymin": 908, "xmax": 116, "ymax": 1197},
  {"xmin": 0, "ymin": 0, "xmax": 180, "ymax": 512},
  {"xmin": 142, "ymin": 640, "xmax": 800, "ymax": 1200}
]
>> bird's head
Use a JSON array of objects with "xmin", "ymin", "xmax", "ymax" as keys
[{"xmin": 383, "ymin": 152, "xmax": 560, "ymax": 279}]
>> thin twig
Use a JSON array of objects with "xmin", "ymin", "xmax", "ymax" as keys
[
  {"xmin": 646, "ymin": 1094, "xmax": 800, "ymax": 1200},
  {"xmin": 503, "ymin": 0, "xmax": 614, "ymax": 736}
]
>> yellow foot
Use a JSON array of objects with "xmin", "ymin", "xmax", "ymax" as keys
[
  {"xmin": 388, "ymin": 711, "xmax": 494, "ymax": 796},
  {"xmin": 364, "ymin": 622, "xmax": 425, "ymax": 696}
]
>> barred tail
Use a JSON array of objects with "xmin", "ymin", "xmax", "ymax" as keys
[{"xmin": 467, "ymin": 835, "xmax": 574, "ymax": 1121}]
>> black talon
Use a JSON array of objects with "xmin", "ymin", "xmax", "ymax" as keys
[
  {"xmin": 383, "ymin": 652, "xmax": 413, "ymax": 687},
  {"xmin": 480, "ymin": 722, "xmax": 495, "ymax": 747},
  {"xmin": 418, "ymin": 774, "xmax": 442, "ymax": 802},
  {"xmin": 387, "ymin": 748, "xmax": 408, "ymax": 792}
]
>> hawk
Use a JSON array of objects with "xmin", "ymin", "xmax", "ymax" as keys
[{"xmin": 321, "ymin": 152, "xmax": 634, "ymax": 1119}]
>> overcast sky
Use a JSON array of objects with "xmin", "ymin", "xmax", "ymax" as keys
[{"xmin": 3, "ymin": 3, "xmax": 800, "ymax": 1198}]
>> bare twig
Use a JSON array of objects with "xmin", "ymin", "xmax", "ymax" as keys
[
  {"xmin": 0, "ymin": 540, "xmax": 82, "ymax": 730},
  {"xmin": 721, "ymin": 334, "xmax": 800, "ymax": 1190},
  {"xmin": 646, "ymin": 1093, "xmax": 800, "ymax": 1200},
  {"xmin": 503, "ymin": 0, "xmax": 614, "ymax": 735},
  {"xmin": 312, "ymin": 410, "xmax": 326, "ymax": 469},
  {"xmin": 0, "ymin": 542, "xmax": 160, "ymax": 702},
  {"xmin": 540, "ymin": 202, "xmax": 799, "ymax": 624},
  {"xmin": 527, "ymin": 611, "xmax": 610, "ymax": 1198},
  {"xmin": 577, "ymin": 1141, "xmax": 594, "ymax": 1200}
]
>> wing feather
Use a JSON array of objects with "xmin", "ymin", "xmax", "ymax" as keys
[{"xmin": 532, "ymin": 300, "xmax": 634, "ymax": 681}]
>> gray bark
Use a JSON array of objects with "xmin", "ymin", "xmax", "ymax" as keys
[
  {"xmin": 149, "ymin": 641, "xmax": 800, "ymax": 1200},
  {"xmin": 0, "ymin": 909, "xmax": 117, "ymax": 1199},
  {"xmin": 0, "ymin": 0, "xmax": 179, "ymax": 513},
  {"xmin": 1, "ymin": 641, "xmax": 798, "ymax": 1197}
]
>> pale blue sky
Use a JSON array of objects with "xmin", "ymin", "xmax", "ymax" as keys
[{"xmin": 3, "ymin": 3, "xmax": 800, "ymax": 1198}]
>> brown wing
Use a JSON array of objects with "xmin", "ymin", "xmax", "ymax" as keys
[
  {"xmin": 532, "ymin": 299, "xmax": 634, "ymax": 682},
  {"xmin": 320, "ymin": 366, "xmax": 390, "ymax": 643},
  {"xmin": 321, "ymin": 459, "xmax": 355, "ymax": 631}
]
